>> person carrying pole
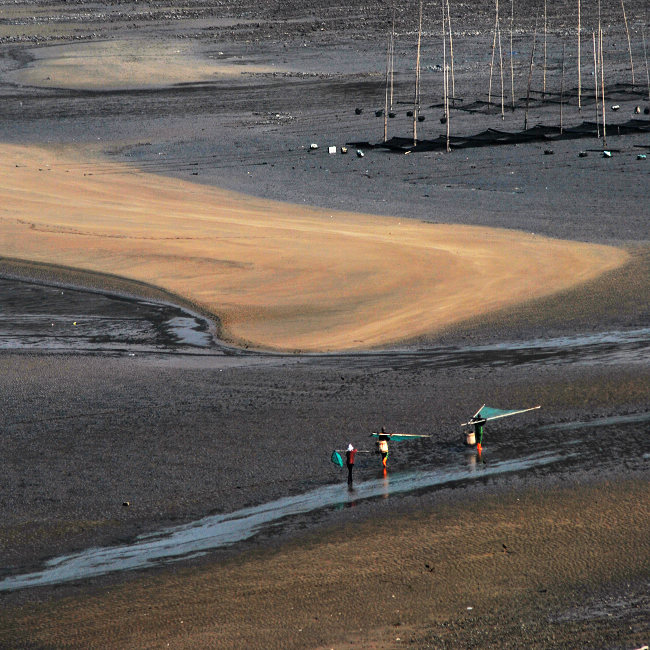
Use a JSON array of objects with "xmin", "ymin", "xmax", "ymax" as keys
[
  {"xmin": 376, "ymin": 426, "xmax": 390, "ymax": 469},
  {"xmin": 345, "ymin": 443, "xmax": 357, "ymax": 485},
  {"xmin": 470, "ymin": 416, "xmax": 487, "ymax": 454}
]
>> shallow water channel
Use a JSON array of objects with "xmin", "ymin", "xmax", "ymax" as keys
[
  {"xmin": 0, "ymin": 448, "xmax": 573, "ymax": 591},
  {"xmin": 0, "ymin": 277, "xmax": 218, "ymax": 353}
]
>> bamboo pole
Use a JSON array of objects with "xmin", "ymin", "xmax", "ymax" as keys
[
  {"xmin": 442, "ymin": 0, "xmax": 448, "ymax": 119},
  {"xmin": 488, "ymin": 0, "xmax": 499, "ymax": 106},
  {"xmin": 413, "ymin": 0, "xmax": 423, "ymax": 146},
  {"xmin": 577, "ymin": 0, "xmax": 582, "ymax": 111},
  {"xmin": 600, "ymin": 23, "xmax": 607, "ymax": 147},
  {"xmin": 446, "ymin": 0, "xmax": 456, "ymax": 105},
  {"xmin": 560, "ymin": 43, "xmax": 566, "ymax": 133},
  {"xmin": 620, "ymin": 0, "xmax": 635, "ymax": 85},
  {"xmin": 498, "ymin": 19, "xmax": 505, "ymax": 118},
  {"xmin": 596, "ymin": 0, "xmax": 605, "ymax": 145},
  {"xmin": 524, "ymin": 12, "xmax": 538, "ymax": 130},
  {"xmin": 593, "ymin": 31, "xmax": 600, "ymax": 138},
  {"xmin": 442, "ymin": 0, "xmax": 450, "ymax": 150},
  {"xmin": 543, "ymin": 0, "xmax": 547, "ymax": 98},
  {"xmin": 416, "ymin": 17, "xmax": 422, "ymax": 110},
  {"xmin": 390, "ymin": 7, "xmax": 396, "ymax": 110},
  {"xmin": 384, "ymin": 33, "xmax": 390, "ymax": 142},
  {"xmin": 641, "ymin": 25, "xmax": 650, "ymax": 102},
  {"xmin": 446, "ymin": 62, "xmax": 450, "ymax": 151},
  {"xmin": 510, "ymin": 0, "xmax": 515, "ymax": 110},
  {"xmin": 442, "ymin": 0, "xmax": 451, "ymax": 153}
]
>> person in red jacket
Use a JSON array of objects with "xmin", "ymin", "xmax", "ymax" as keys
[{"xmin": 345, "ymin": 443, "xmax": 357, "ymax": 485}]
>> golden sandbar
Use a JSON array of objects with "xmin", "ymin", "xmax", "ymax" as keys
[{"xmin": 0, "ymin": 143, "xmax": 628, "ymax": 351}]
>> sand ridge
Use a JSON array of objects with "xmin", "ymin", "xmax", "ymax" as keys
[{"xmin": 0, "ymin": 143, "xmax": 629, "ymax": 351}]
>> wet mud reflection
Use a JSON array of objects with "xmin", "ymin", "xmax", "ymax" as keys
[
  {"xmin": 0, "ymin": 277, "xmax": 219, "ymax": 353},
  {"xmin": 311, "ymin": 327, "xmax": 650, "ymax": 371},
  {"xmin": 0, "ymin": 449, "xmax": 574, "ymax": 591}
]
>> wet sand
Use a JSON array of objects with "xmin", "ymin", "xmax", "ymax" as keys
[
  {"xmin": 1, "ymin": 480, "xmax": 648, "ymax": 649},
  {"xmin": 5, "ymin": 39, "xmax": 289, "ymax": 90},
  {"xmin": 0, "ymin": 0, "xmax": 649, "ymax": 647}
]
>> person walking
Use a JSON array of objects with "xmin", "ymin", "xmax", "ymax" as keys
[
  {"xmin": 376, "ymin": 427, "xmax": 389, "ymax": 469},
  {"xmin": 345, "ymin": 443, "xmax": 357, "ymax": 485},
  {"xmin": 470, "ymin": 415, "xmax": 487, "ymax": 454}
]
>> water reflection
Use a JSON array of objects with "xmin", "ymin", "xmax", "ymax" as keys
[{"xmin": 0, "ymin": 449, "xmax": 572, "ymax": 592}]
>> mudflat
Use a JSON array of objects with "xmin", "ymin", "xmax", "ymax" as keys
[{"xmin": 0, "ymin": 0, "xmax": 648, "ymax": 647}]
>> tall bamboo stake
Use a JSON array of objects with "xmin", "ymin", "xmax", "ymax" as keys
[
  {"xmin": 577, "ymin": 0, "xmax": 582, "ymax": 111},
  {"xmin": 510, "ymin": 0, "xmax": 515, "ymax": 110},
  {"xmin": 600, "ymin": 23, "xmax": 607, "ymax": 147},
  {"xmin": 390, "ymin": 7, "xmax": 396, "ymax": 110},
  {"xmin": 416, "ymin": 13, "xmax": 422, "ymax": 110},
  {"xmin": 442, "ymin": 0, "xmax": 451, "ymax": 150},
  {"xmin": 543, "ymin": 0, "xmax": 547, "ymax": 97},
  {"xmin": 560, "ymin": 43, "xmax": 566, "ymax": 133},
  {"xmin": 593, "ymin": 31, "xmax": 600, "ymax": 138},
  {"xmin": 620, "ymin": 0, "xmax": 635, "ymax": 85},
  {"xmin": 596, "ymin": 0, "xmax": 605, "ymax": 139},
  {"xmin": 446, "ymin": 0, "xmax": 456, "ymax": 105},
  {"xmin": 443, "ymin": 2, "xmax": 450, "ymax": 154},
  {"xmin": 498, "ymin": 19, "xmax": 505, "ymax": 118},
  {"xmin": 384, "ymin": 33, "xmax": 390, "ymax": 142},
  {"xmin": 413, "ymin": 0, "xmax": 423, "ymax": 146},
  {"xmin": 641, "ymin": 25, "xmax": 650, "ymax": 102},
  {"xmin": 524, "ymin": 12, "xmax": 538, "ymax": 130},
  {"xmin": 488, "ymin": 0, "xmax": 500, "ymax": 106},
  {"xmin": 442, "ymin": 0, "xmax": 448, "ymax": 119},
  {"xmin": 445, "ymin": 61, "xmax": 451, "ymax": 153}
]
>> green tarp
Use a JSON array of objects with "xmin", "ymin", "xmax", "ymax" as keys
[
  {"xmin": 477, "ymin": 405, "xmax": 540, "ymax": 421},
  {"xmin": 331, "ymin": 450, "xmax": 344, "ymax": 467},
  {"xmin": 479, "ymin": 406, "xmax": 523, "ymax": 420}
]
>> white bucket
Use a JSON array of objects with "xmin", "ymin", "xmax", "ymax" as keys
[{"xmin": 465, "ymin": 430, "xmax": 476, "ymax": 446}]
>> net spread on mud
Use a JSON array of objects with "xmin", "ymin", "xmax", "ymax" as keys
[{"xmin": 351, "ymin": 118, "xmax": 650, "ymax": 152}]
